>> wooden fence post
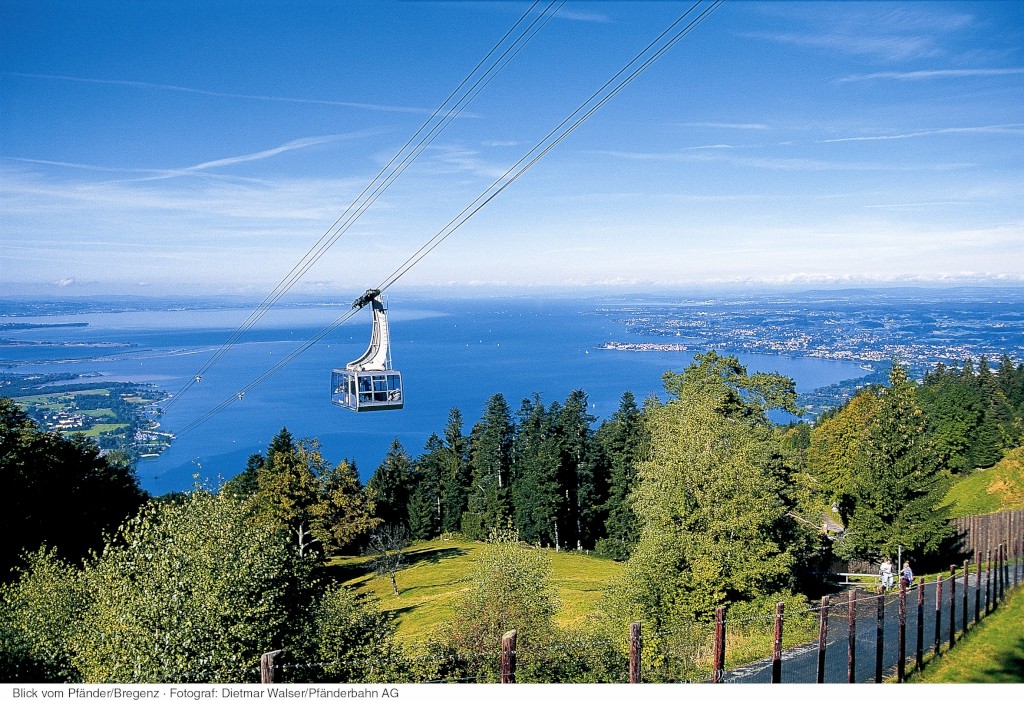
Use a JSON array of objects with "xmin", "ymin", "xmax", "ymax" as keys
[
  {"xmin": 962, "ymin": 558, "xmax": 969, "ymax": 637},
  {"xmin": 816, "ymin": 595, "xmax": 829, "ymax": 684},
  {"xmin": 629, "ymin": 622, "xmax": 642, "ymax": 684},
  {"xmin": 898, "ymin": 580, "xmax": 906, "ymax": 683},
  {"xmin": 975, "ymin": 550, "xmax": 982, "ymax": 624},
  {"xmin": 915, "ymin": 579, "xmax": 924, "ymax": 672},
  {"xmin": 771, "ymin": 601, "xmax": 784, "ymax": 683},
  {"xmin": 985, "ymin": 549, "xmax": 992, "ymax": 614},
  {"xmin": 501, "ymin": 629, "xmax": 517, "ymax": 684},
  {"xmin": 260, "ymin": 649, "xmax": 283, "ymax": 684},
  {"xmin": 874, "ymin": 586, "xmax": 884, "ymax": 684},
  {"xmin": 847, "ymin": 590, "xmax": 857, "ymax": 684},
  {"xmin": 949, "ymin": 564, "xmax": 956, "ymax": 649},
  {"xmin": 1001, "ymin": 543, "xmax": 1007, "ymax": 600},
  {"xmin": 713, "ymin": 606, "xmax": 725, "ymax": 683},
  {"xmin": 934, "ymin": 574, "xmax": 943, "ymax": 657}
]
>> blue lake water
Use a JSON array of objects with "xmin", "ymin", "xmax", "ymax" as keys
[{"xmin": 1, "ymin": 297, "xmax": 867, "ymax": 494}]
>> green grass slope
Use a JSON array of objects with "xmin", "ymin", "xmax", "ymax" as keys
[
  {"xmin": 941, "ymin": 447, "xmax": 1024, "ymax": 518},
  {"xmin": 910, "ymin": 586, "xmax": 1024, "ymax": 683},
  {"xmin": 326, "ymin": 537, "xmax": 622, "ymax": 642}
]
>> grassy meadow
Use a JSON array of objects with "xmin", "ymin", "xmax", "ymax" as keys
[
  {"xmin": 941, "ymin": 447, "xmax": 1024, "ymax": 517},
  {"xmin": 326, "ymin": 537, "xmax": 622, "ymax": 642}
]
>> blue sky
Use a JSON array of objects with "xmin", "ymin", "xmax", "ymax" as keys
[{"xmin": 2, "ymin": 0, "xmax": 1023, "ymax": 296}]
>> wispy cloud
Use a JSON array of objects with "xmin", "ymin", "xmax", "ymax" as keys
[
  {"xmin": 681, "ymin": 122, "xmax": 770, "ymax": 131},
  {"xmin": 2, "ymin": 71, "xmax": 440, "ymax": 114},
  {"xmin": 839, "ymin": 68, "xmax": 1024, "ymax": 83},
  {"xmin": 821, "ymin": 124, "xmax": 1024, "ymax": 143},
  {"xmin": 746, "ymin": 31, "xmax": 941, "ymax": 62},
  {"xmin": 3, "ymin": 133, "xmax": 379, "ymax": 182}
]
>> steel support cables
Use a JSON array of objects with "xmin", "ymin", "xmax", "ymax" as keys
[
  {"xmin": 163, "ymin": 0, "xmax": 564, "ymax": 412},
  {"xmin": 377, "ymin": 0, "xmax": 723, "ymax": 295},
  {"xmin": 176, "ymin": 0, "xmax": 723, "ymax": 434}
]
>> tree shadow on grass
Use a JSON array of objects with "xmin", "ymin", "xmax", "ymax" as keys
[{"xmin": 965, "ymin": 639, "xmax": 1024, "ymax": 683}]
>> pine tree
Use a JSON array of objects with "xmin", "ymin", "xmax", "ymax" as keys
[
  {"xmin": 511, "ymin": 396, "xmax": 562, "ymax": 546},
  {"xmin": 407, "ymin": 435, "xmax": 444, "ymax": 540},
  {"xmin": 463, "ymin": 394, "xmax": 513, "ymax": 540},
  {"xmin": 367, "ymin": 438, "xmax": 414, "ymax": 528},
  {"xmin": 596, "ymin": 392, "xmax": 647, "ymax": 560},
  {"xmin": 439, "ymin": 408, "xmax": 471, "ymax": 534},
  {"xmin": 839, "ymin": 364, "xmax": 951, "ymax": 560},
  {"xmin": 557, "ymin": 390, "xmax": 602, "ymax": 550}
]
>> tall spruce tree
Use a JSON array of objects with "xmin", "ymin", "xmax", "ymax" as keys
[
  {"xmin": 439, "ymin": 408, "xmax": 471, "ymax": 534},
  {"xmin": 463, "ymin": 394, "xmax": 514, "ymax": 540},
  {"xmin": 557, "ymin": 390, "xmax": 602, "ymax": 550},
  {"xmin": 511, "ymin": 396, "xmax": 562, "ymax": 546},
  {"xmin": 407, "ymin": 435, "xmax": 445, "ymax": 540},
  {"xmin": 595, "ymin": 392, "xmax": 647, "ymax": 560},
  {"xmin": 367, "ymin": 439, "xmax": 414, "ymax": 529},
  {"xmin": 838, "ymin": 364, "xmax": 951, "ymax": 560}
]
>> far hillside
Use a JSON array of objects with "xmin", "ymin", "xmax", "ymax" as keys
[{"xmin": 941, "ymin": 447, "xmax": 1024, "ymax": 518}]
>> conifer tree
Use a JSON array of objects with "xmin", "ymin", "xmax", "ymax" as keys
[
  {"xmin": 511, "ymin": 396, "xmax": 562, "ymax": 546},
  {"xmin": 439, "ymin": 408, "xmax": 471, "ymax": 534},
  {"xmin": 838, "ymin": 364, "xmax": 950, "ymax": 560},
  {"xmin": 367, "ymin": 438, "xmax": 414, "ymax": 528},
  {"xmin": 595, "ymin": 392, "xmax": 647, "ymax": 560},
  {"xmin": 407, "ymin": 435, "xmax": 444, "ymax": 540},
  {"xmin": 463, "ymin": 394, "xmax": 513, "ymax": 540},
  {"xmin": 557, "ymin": 389, "xmax": 602, "ymax": 550}
]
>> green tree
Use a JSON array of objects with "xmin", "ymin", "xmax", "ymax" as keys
[
  {"xmin": 0, "ymin": 490, "xmax": 399, "ymax": 683},
  {"xmin": 367, "ymin": 438, "xmax": 414, "ymax": 528},
  {"xmin": 557, "ymin": 389, "xmax": 604, "ymax": 550},
  {"xmin": 0, "ymin": 548, "xmax": 84, "ymax": 682},
  {"xmin": 0, "ymin": 398, "xmax": 146, "ymax": 577},
  {"xmin": 71, "ymin": 491, "xmax": 317, "ymax": 682},
  {"xmin": 439, "ymin": 523, "xmax": 559, "ymax": 681},
  {"xmin": 439, "ymin": 408, "xmax": 471, "ymax": 534},
  {"xmin": 918, "ymin": 369, "xmax": 983, "ymax": 474},
  {"xmin": 806, "ymin": 389, "xmax": 880, "ymax": 517},
  {"xmin": 463, "ymin": 394, "xmax": 513, "ymax": 540},
  {"xmin": 511, "ymin": 396, "xmax": 562, "ymax": 546},
  {"xmin": 595, "ymin": 391, "xmax": 647, "ymax": 560},
  {"xmin": 838, "ymin": 364, "xmax": 951, "ymax": 560},
  {"xmin": 250, "ymin": 430, "xmax": 377, "ymax": 556},
  {"xmin": 407, "ymin": 435, "xmax": 445, "ymax": 540},
  {"xmin": 606, "ymin": 353, "xmax": 805, "ymax": 630}
]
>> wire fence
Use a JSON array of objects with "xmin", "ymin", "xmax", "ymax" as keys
[{"xmin": 223, "ymin": 534, "xmax": 1024, "ymax": 684}]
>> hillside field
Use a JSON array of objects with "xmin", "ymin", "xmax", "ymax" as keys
[
  {"xmin": 941, "ymin": 447, "xmax": 1024, "ymax": 517},
  {"xmin": 326, "ymin": 538, "xmax": 622, "ymax": 642}
]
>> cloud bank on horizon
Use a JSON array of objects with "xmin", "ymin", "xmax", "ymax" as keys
[{"xmin": 2, "ymin": 1, "xmax": 1022, "ymax": 295}]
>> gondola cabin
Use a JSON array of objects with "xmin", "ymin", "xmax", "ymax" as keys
[{"xmin": 332, "ymin": 289, "xmax": 403, "ymax": 412}]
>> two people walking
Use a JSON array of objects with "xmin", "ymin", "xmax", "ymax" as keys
[{"xmin": 879, "ymin": 557, "xmax": 914, "ymax": 590}]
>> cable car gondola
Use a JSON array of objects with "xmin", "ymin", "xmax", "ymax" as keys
[{"xmin": 331, "ymin": 289, "xmax": 403, "ymax": 412}]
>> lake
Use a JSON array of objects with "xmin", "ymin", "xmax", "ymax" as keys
[{"xmin": 1, "ymin": 295, "xmax": 867, "ymax": 494}]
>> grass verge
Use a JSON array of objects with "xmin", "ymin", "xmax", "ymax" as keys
[{"xmin": 909, "ymin": 585, "xmax": 1024, "ymax": 683}]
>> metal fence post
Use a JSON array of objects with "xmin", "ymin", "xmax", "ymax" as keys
[
  {"xmin": 949, "ymin": 564, "xmax": 956, "ymax": 649},
  {"xmin": 915, "ymin": 579, "xmax": 924, "ymax": 671},
  {"xmin": 962, "ymin": 558, "xmax": 969, "ymax": 637},
  {"xmin": 975, "ymin": 550, "xmax": 982, "ymax": 624}
]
